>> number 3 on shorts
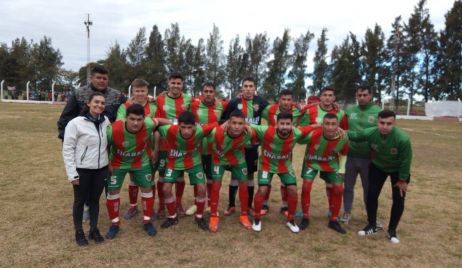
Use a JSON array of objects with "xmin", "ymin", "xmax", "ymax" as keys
[{"xmin": 165, "ymin": 169, "xmax": 173, "ymax": 177}]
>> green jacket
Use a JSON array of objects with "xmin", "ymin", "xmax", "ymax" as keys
[
  {"xmin": 345, "ymin": 104, "xmax": 381, "ymax": 158},
  {"xmin": 348, "ymin": 126, "xmax": 412, "ymax": 180}
]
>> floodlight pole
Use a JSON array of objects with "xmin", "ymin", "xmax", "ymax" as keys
[{"xmin": 84, "ymin": 14, "xmax": 93, "ymax": 85}]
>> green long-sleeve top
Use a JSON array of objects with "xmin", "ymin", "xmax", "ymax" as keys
[
  {"xmin": 347, "ymin": 126, "xmax": 412, "ymax": 180},
  {"xmin": 345, "ymin": 103, "xmax": 381, "ymax": 158}
]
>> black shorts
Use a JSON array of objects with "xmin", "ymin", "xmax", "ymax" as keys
[{"xmin": 245, "ymin": 147, "xmax": 259, "ymax": 174}]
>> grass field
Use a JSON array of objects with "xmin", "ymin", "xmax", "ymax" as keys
[{"xmin": 1, "ymin": 102, "xmax": 461, "ymax": 268}]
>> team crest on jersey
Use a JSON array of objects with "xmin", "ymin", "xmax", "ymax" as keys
[
  {"xmin": 238, "ymin": 103, "xmax": 243, "ymax": 110},
  {"xmin": 350, "ymin": 113, "xmax": 358, "ymax": 120},
  {"xmin": 242, "ymin": 168, "xmax": 248, "ymax": 176},
  {"xmin": 145, "ymin": 174, "xmax": 152, "ymax": 182},
  {"xmin": 253, "ymin": 104, "xmax": 259, "ymax": 112},
  {"xmin": 122, "ymin": 141, "xmax": 130, "ymax": 147},
  {"xmin": 196, "ymin": 172, "xmax": 204, "ymax": 179},
  {"xmin": 390, "ymin": 148, "xmax": 398, "ymax": 155},
  {"xmin": 368, "ymin": 115, "xmax": 375, "ymax": 123}
]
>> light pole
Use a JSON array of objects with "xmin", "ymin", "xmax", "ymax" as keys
[{"xmin": 84, "ymin": 14, "xmax": 93, "ymax": 85}]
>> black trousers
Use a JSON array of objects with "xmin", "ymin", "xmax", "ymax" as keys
[
  {"xmin": 366, "ymin": 163, "xmax": 410, "ymax": 232},
  {"xmin": 73, "ymin": 167, "xmax": 108, "ymax": 231}
]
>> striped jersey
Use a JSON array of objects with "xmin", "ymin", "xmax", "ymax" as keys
[
  {"xmin": 116, "ymin": 100, "xmax": 157, "ymax": 120},
  {"xmin": 155, "ymin": 94, "xmax": 192, "ymax": 150},
  {"xmin": 208, "ymin": 126, "xmax": 253, "ymax": 166},
  {"xmin": 190, "ymin": 97, "xmax": 228, "ymax": 155},
  {"xmin": 158, "ymin": 123, "xmax": 217, "ymax": 170},
  {"xmin": 107, "ymin": 117, "xmax": 158, "ymax": 169},
  {"xmin": 251, "ymin": 125, "xmax": 316, "ymax": 173},
  {"xmin": 300, "ymin": 126, "xmax": 349, "ymax": 172},
  {"xmin": 262, "ymin": 103, "xmax": 302, "ymax": 126},
  {"xmin": 298, "ymin": 103, "xmax": 348, "ymax": 129}
]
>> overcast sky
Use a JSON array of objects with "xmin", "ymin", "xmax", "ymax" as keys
[{"xmin": 0, "ymin": 0, "xmax": 456, "ymax": 72}]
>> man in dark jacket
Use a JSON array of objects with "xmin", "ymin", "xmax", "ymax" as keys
[{"xmin": 57, "ymin": 65, "xmax": 126, "ymax": 140}]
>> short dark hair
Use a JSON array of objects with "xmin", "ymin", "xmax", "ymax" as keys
[
  {"xmin": 229, "ymin": 110, "xmax": 245, "ymax": 120},
  {"xmin": 126, "ymin": 104, "xmax": 145, "ymax": 117},
  {"xmin": 178, "ymin": 111, "xmax": 195, "ymax": 125},
  {"xmin": 323, "ymin": 113, "xmax": 338, "ymax": 121},
  {"xmin": 131, "ymin": 79, "xmax": 149, "ymax": 88},
  {"xmin": 242, "ymin": 77, "xmax": 256, "ymax": 86},
  {"xmin": 168, "ymin": 72, "xmax": 184, "ymax": 81},
  {"xmin": 320, "ymin": 87, "xmax": 335, "ymax": 95},
  {"xmin": 378, "ymin": 110, "xmax": 396, "ymax": 119},
  {"xmin": 357, "ymin": 84, "xmax": 372, "ymax": 94},
  {"xmin": 279, "ymin": 89, "xmax": 293, "ymax": 97},
  {"xmin": 91, "ymin": 65, "xmax": 109, "ymax": 76},
  {"xmin": 277, "ymin": 111, "xmax": 293, "ymax": 122},
  {"xmin": 202, "ymin": 82, "xmax": 216, "ymax": 90}
]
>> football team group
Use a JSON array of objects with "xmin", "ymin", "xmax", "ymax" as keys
[{"xmin": 59, "ymin": 65, "xmax": 412, "ymax": 246}]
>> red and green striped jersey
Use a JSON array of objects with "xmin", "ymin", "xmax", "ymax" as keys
[
  {"xmin": 158, "ymin": 123, "xmax": 217, "ymax": 170},
  {"xmin": 208, "ymin": 126, "xmax": 253, "ymax": 166},
  {"xmin": 116, "ymin": 101, "xmax": 157, "ymax": 120},
  {"xmin": 190, "ymin": 97, "xmax": 228, "ymax": 155},
  {"xmin": 300, "ymin": 126, "xmax": 349, "ymax": 172},
  {"xmin": 251, "ymin": 125, "xmax": 316, "ymax": 173},
  {"xmin": 262, "ymin": 103, "xmax": 302, "ymax": 126},
  {"xmin": 155, "ymin": 94, "xmax": 192, "ymax": 150},
  {"xmin": 107, "ymin": 117, "xmax": 158, "ymax": 169},
  {"xmin": 298, "ymin": 103, "xmax": 348, "ymax": 130}
]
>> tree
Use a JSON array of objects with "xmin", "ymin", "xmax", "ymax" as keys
[
  {"xmin": 387, "ymin": 16, "xmax": 406, "ymax": 109},
  {"xmin": 287, "ymin": 30, "xmax": 315, "ymax": 101},
  {"xmin": 205, "ymin": 24, "xmax": 226, "ymax": 89},
  {"xmin": 244, "ymin": 33, "xmax": 270, "ymax": 90},
  {"xmin": 191, "ymin": 39, "xmax": 206, "ymax": 96},
  {"xmin": 5, "ymin": 38, "xmax": 33, "ymax": 89},
  {"xmin": 126, "ymin": 27, "xmax": 147, "ymax": 80},
  {"xmin": 103, "ymin": 42, "xmax": 130, "ymax": 91},
  {"xmin": 145, "ymin": 25, "xmax": 167, "ymax": 94},
  {"xmin": 30, "ymin": 36, "xmax": 63, "ymax": 91},
  {"xmin": 262, "ymin": 29, "xmax": 291, "ymax": 99},
  {"xmin": 164, "ymin": 23, "xmax": 184, "ymax": 73},
  {"xmin": 311, "ymin": 28, "xmax": 329, "ymax": 95},
  {"xmin": 226, "ymin": 36, "xmax": 246, "ymax": 97}
]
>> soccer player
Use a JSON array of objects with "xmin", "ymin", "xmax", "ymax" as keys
[
  {"xmin": 154, "ymin": 73, "xmax": 192, "ymax": 217},
  {"xmin": 299, "ymin": 113, "xmax": 349, "ymax": 234},
  {"xmin": 340, "ymin": 85, "xmax": 381, "ymax": 223},
  {"xmin": 220, "ymin": 77, "xmax": 269, "ymax": 216},
  {"xmin": 349, "ymin": 110, "xmax": 412, "ymax": 244},
  {"xmin": 158, "ymin": 111, "xmax": 218, "ymax": 230},
  {"xmin": 260, "ymin": 89, "xmax": 302, "ymax": 216},
  {"xmin": 250, "ymin": 112, "xmax": 316, "ymax": 233},
  {"xmin": 105, "ymin": 104, "xmax": 168, "ymax": 239},
  {"xmin": 116, "ymin": 79, "xmax": 158, "ymax": 220},
  {"xmin": 207, "ymin": 110, "xmax": 253, "ymax": 232},
  {"xmin": 186, "ymin": 82, "xmax": 228, "ymax": 216},
  {"xmin": 298, "ymin": 87, "xmax": 348, "ymax": 129}
]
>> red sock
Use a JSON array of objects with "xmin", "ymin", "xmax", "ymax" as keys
[
  {"xmin": 165, "ymin": 197, "xmax": 177, "ymax": 217},
  {"xmin": 238, "ymin": 182, "xmax": 249, "ymax": 216},
  {"xmin": 106, "ymin": 197, "xmax": 120, "ymax": 225},
  {"xmin": 301, "ymin": 181, "xmax": 313, "ymax": 219},
  {"xmin": 330, "ymin": 185, "xmax": 344, "ymax": 221},
  {"xmin": 128, "ymin": 185, "xmax": 139, "ymax": 206},
  {"xmin": 253, "ymin": 191, "xmax": 265, "ymax": 220},
  {"xmin": 210, "ymin": 181, "xmax": 221, "ymax": 217},
  {"xmin": 281, "ymin": 185, "xmax": 288, "ymax": 204},
  {"xmin": 141, "ymin": 193, "xmax": 154, "ymax": 224},
  {"xmin": 207, "ymin": 182, "xmax": 213, "ymax": 207},
  {"xmin": 157, "ymin": 181, "xmax": 165, "ymax": 212},
  {"xmin": 176, "ymin": 181, "xmax": 185, "ymax": 207},
  {"xmin": 265, "ymin": 184, "xmax": 272, "ymax": 202},
  {"xmin": 287, "ymin": 193, "xmax": 298, "ymax": 221}
]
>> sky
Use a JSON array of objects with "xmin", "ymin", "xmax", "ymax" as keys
[{"xmin": 0, "ymin": 0, "xmax": 457, "ymax": 72}]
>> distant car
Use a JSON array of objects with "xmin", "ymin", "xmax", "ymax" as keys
[{"xmin": 30, "ymin": 91, "xmax": 40, "ymax": 100}]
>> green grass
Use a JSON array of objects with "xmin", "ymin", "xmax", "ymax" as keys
[{"xmin": 0, "ymin": 102, "xmax": 461, "ymax": 267}]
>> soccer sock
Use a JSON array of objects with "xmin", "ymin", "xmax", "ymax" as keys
[
  {"xmin": 164, "ymin": 196, "xmax": 177, "ymax": 218},
  {"xmin": 106, "ymin": 193, "xmax": 121, "ymax": 225},
  {"xmin": 207, "ymin": 181, "xmax": 213, "ymax": 207},
  {"xmin": 210, "ymin": 181, "xmax": 222, "ymax": 217},
  {"xmin": 248, "ymin": 186, "xmax": 255, "ymax": 208},
  {"xmin": 228, "ymin": 180, "xmax": 238, "ymax": 207},
  {"xmin": 253, "ymin": 191, "xmax": 265, "ymax": 220},
  {"xmin": 287, "ymin": 193, "xmax": 298, "ymax": 221},
  {"xmin": 175, "ymin": 180, "xmax": 186, "ymax": 208},
  {"xmin": 128, "ymin": 183, "xmax": 139, "ymax": 207},
  {"xmin": 281, "ymin": 185, "xmax": 288, "ymax": 207},
  {"xmin": 330, "ymin": 185, "xmax": 344, "ymax": 222},
  {"xmin": 141, "ymin": 192, "xmax": 154, "ymax": 224},
  {"xmin": 195, "ymin": 185, "xmax": 206, "ymax": 218},
  {"xmin": 264, "ymin": 184, "xmax": 272, "ymax": 205},
  {"xmin": 157, "ymin": 180, "xmax": 165, "ymax": 212},
  {"xmin": 301, "ymin": 181, "xmax": 313, "ymax": 219},
  {"xmin": 238, "ymin": 182, "xmax": 249, "ymax": 216}
]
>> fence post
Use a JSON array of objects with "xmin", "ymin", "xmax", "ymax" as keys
[
  {"xmin": 128, "ymin": 85, "xmax": 132, "ymax": 99},
  {"xmin": 51, "ymin": 82, "xmax": 56, "ymax": 102},
  {"xmin": 381, "ymin": 101, "xmax": 385, "ymax": 110},
  {"xmin": 153, "ymin": 86, "xmax": 156, "ymax": 97},
  {"xmin": 407, "ymin": 98, "xmax": 411, "ymax": 116},
  {"xmin": 0, "ymin": 80, "xmax": 4, "ymax": 101},
  {"xmin": 26, "ymin": 81, "xmax": 30, "ymax": 101}
]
